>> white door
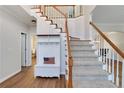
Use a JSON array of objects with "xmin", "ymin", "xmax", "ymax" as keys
[{"xmin": 21, "ymin": 33, "xmax": 27, "ymax": 67}]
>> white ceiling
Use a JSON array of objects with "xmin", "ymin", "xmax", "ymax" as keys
[
  {"xmin": 92, "ymin": 5, "xmax": 124, "ymax": 24},
  {"xmin": 0, "ymin": 5, "xmax": 36, "ymax": 26}
]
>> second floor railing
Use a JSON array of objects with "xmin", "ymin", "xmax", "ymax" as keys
[{"xmin": 32, "ymin": 5, "xmax": 83, "ymax": 19}]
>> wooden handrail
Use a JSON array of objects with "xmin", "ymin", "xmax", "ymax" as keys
[
  {"xmin": 52, "ymin": 6, "xmax": 73, "ymax": 88},
  {"xmin": 65, "ymin": 19, "xmax": 73, "ymax": 88},
  {"xmin": 90, "ymin": 22, "xmax": 124, "ymax": 58}
]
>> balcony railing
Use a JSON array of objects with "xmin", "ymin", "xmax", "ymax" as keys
[{"xmin": 32, "ymin": 5, "xmax": 83, "ymax": 19}]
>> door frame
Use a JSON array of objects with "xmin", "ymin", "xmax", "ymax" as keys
[{"xmin": 21, "ymin": 32, "xmax": 27, "ymax": 67}]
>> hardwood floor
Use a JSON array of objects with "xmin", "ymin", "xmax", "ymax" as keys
[{"xmin": 0, "ymin": 58, "xmax": 65, "ymax": 88}]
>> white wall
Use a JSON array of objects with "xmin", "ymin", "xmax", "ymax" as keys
[
  {"xmin": 107, "ymin": 32, "xmax": 124, "ymax": 51},
  {"xmin": 37, "ymin": 16, "xmax": 54, "ymax": 34},
  {"xmin": 94, "ymin": 23, "xmax": 124, "ymax": 32},
  {"xmin": 92, "ymin": 6, "xmax": 124, "ymax": 24},
  {"xmin": 54, "ymin": 15, "xmax": 91, "ymax": 40},
  {"xmin": 73, "ymin": 16, "xmax": 85, "ymax": 39},
  {"xmin": 83, "ymin": 5, "xmax": 96, "ymax": 15},
  {"xmin": 0, "ymin": 8, "xmax": 31, "ymax": 83}
]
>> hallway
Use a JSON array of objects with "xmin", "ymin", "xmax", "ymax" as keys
[{"xmin": 0, "ymin": 58, "xmax": 65, "ymax": 88}]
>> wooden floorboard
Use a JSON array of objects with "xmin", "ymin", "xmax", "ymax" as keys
[{"xmin": 0, "ymin": 58, "xmax": 65, "ymax": 88}]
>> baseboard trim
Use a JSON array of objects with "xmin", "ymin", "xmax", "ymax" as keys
[{"xmin": 0, "ymin": 69, "xmax": 21, "ymax": 83}]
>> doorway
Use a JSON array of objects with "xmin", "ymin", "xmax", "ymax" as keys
[
  {"xmin": 21, "ymin": 33, "xmax": 27, "ymax": 67},
  {"xmin": 31, "ymin": 34, "xmax": 37, "ymax": 65}
]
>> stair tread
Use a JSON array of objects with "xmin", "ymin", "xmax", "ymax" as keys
[
  {"xmin": 72, "ymin": 55, "xmax": 97, "ymax": 57},
  {"xmin": 70, "ymin": 41, "xmax": 91, "ymax": 45},
  {"xmin": 73, "ymin": 55, "xmax": 98, "ymax": 58},
  {"xmin": 71, "ymin": 48, "xmax": 96, "ymax": 50},
  {"xmin": 72, "ymin": 50, "xmax": 96, "ymax": 52},
  {"xmin": 73, "ymin": 80, "xmax": 116, "ymax": 88},
  {"xmin": 73, "ymin": 75, "xmax": 108, "ymax": 80},
  {"xmin": 70, "ymin": 43, "xmax": 92, "ymax": 45},
  {"xmin": 70, "ymin": 39, "xmax": 116, "ymax": 88},
  {"xmin": 73, "ymin": 58, "xmax": 98, "ymax": 61},
  {"xmin": 71, "ymin": 44, "xmax": 93, "ymax": 46},
  {"xmin": 70, "ymin": 39, "xmax": 91, "ymax": 42},
  {"xmin": 73, "ymin": 61, "xmax": 102, "ymax": 66},
  {"xmin": 73, "ymin": 66, "xmax": 107, "ymax": 76}
]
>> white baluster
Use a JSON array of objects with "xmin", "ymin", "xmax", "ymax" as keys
[
  {"xmin": 101, "ymin": 40, "xmax": 106, "ymax": 70},
  {"xmin": 116, "ymin": 54, "xmax": 119, "ymax": 87},
  {"xmin": 105, "ymin": 46, "xmax": 109, "ymax": 72},
  {"xmin": 98, "ymin": 35, "xmax": 100, "ymax": 57},
  {"xmin": 109, "ymin": 49, "xmax": 111, "ymax": 73},
  {"xmin": 101, "ymin": 39, "xmax": 103, "ymax": 63},
  {"xmin": 103, "ymin": 40, "xmax": 105, "ymax": 64},
  {"xmin": 52, "ymin": 7, "xmax": 53, "ymax": 19},
  {"xmin": 112, "ymin": 51, "xmax": 115, "ymax": 83},
  {"xmin": 99, "ymin": 36, "xmax": 102, "ymax": 62},
  {"xmin": 108, "ymin": 49, "xmax": 112, "ymax": 81},
  {"xmin": 101, "ymin": 39, "xmax": 107, "ymax": 71},
  {"xmin": 122, "ymin": 60, "xmax": 124, "ymax": 88}
]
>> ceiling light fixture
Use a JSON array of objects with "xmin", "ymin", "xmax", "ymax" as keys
[{"xmin": 32, "ymin": 20, "xmax": 36, "ymax": 24}]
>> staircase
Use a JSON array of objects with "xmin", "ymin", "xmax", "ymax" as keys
[
  {"xmin": 70, "ymin": 39, "xmax": 116, "ymax": 88},
  {"xmin": 31, "ymin": 7, "xmax": 63, "ymax": 34},
  {"xmin": 31, "ymin": 6, "xmax": 119, "ymax": 88}
]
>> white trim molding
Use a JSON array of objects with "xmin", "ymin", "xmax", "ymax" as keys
[{"xmin": 0, "ymin": 69, "xmax": 21, "ymax": 83}]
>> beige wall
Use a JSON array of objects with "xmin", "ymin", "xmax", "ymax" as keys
[{"xmin": 0, "ymin": 7, "xmax": 30, "ymax": 83}]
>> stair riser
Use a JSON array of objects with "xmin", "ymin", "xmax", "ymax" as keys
[
  {"xmin": 40, "ymin": 17, "xmax": 47, "ymax": 20},
  {"xmin": 73, "ymin": 63, "xmax": 102, "ymax": 67},
  {"xmin": 73, "ymin": 80, "xmax": 116, "ymax": 88},
  {"xmin": 72, "ymin": 53, "xmax": 97, "ymax": 57},
  {"xmin": 73, "ymin": 76, "xmax": 108, "ymax": 80},
  {"xmin": 36, "ymin": 13, "xmax": 43, "ymax": 17},
  {"xmin": 73, "ymin": 71, "xmax": 107, "ymax": 76},
  {"xmin": 70, "ymin": 42, "xmax": 90, "ymax": 45},
  {"xmin": 70, "ymin": 43, "xmax": 93, "ymax": 46},
  {"xmin": 52, "ymin": 29, "xmax": 61, "ymax": 33},
  {"xmin": 50, "ymin": 25, "xmax": 56, "ymax": 29},
  {"xmin": 71, "ymin": 46, "xmax": 93, "ymax": 49},
  {"xmin": 71, "ymin": 48, "xmax": 96, "ymax": 51},
  {"xmin": 73, "ymin": 58, "xmax": 98, "ymax": 61},
  {"xmin": 71, "ymin": 48, "xmax": 93, "ymax": 51},
  {"xmin": 46, "ymin": 21, "xmax": 52, "ymax": 24},
  {"xmin": 73, "ymin": 73, "xmax": 107, "ymax": 76},
  {"xmin": 32, "ymin": 9, "xmax": 40, "ymax": 12}
]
